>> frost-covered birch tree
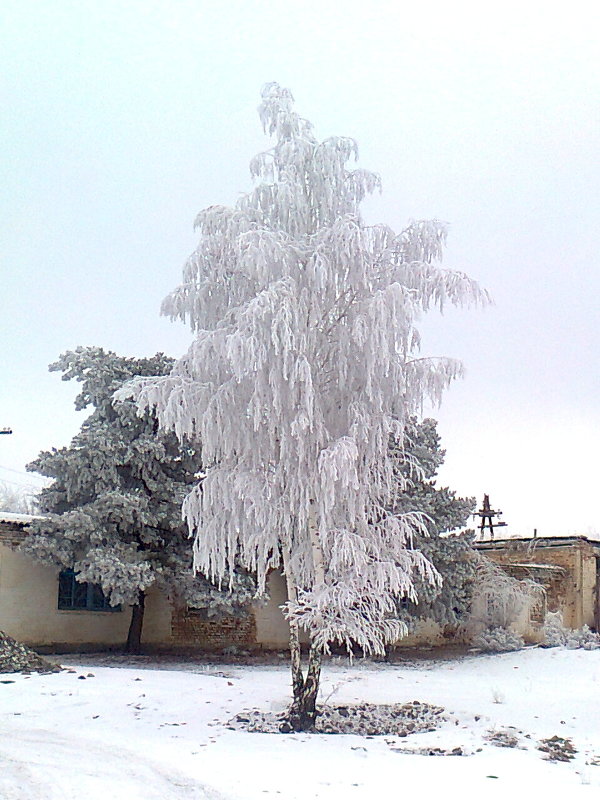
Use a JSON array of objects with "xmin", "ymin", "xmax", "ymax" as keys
[{"xmin": 122, "ymin": 83, "xmax": 488, "ymax": 728}]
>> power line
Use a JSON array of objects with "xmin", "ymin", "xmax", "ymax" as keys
[
  {"xmin": 0, "ymin": 476, "xmax": 42, "ymax": 491},
  {"xmin": 0, "ymin": 463, "xmax": 40, "ymax": 478},
  {"xmin": 0, "ymin": 466, "xmax": 48, "ymax": 488}
]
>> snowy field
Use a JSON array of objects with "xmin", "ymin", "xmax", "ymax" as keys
[{"xmin": 1, "ymin": 648, "xmax": 600, "ymax": 799}]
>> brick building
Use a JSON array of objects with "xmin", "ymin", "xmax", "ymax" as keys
[
  {"xmin": 3, "ymin": 513, "xmax": 599, "ymax": 652},
  {"xmin": 0, "ymin": 513, "xmax": 291, "ymax": 652},
  {"xmin": 475, "ymin": 535, "xmax": 600, "ymax": 633}
]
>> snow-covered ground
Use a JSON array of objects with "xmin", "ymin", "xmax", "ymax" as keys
[{"xmin": 1, "ymin": 648, "xmax": 600, "ymax": 799}]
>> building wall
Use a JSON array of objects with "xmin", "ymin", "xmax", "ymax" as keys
[
  {"xmin": 253, "ymin": 572, "xmax": 456, "ymax": 650},
  {"xmin": 0, "ymin": 541, "xmax": 172, "ymax": 648},
  {"xmin": 580, "ymin": 546, "xmax": 598, "ymax": 628},
  {"xmin": 254, "ymin": 571, "xmax": 296, "ymax": 649},
  {"xmin": 0, "ymin": 531, "xmax": 298, "ymax": 652},
  {"xmin": 393, "ymin": 619, "xmax": 453, "ymax": 648},
  {"xmin": 4, "ymin": 518, "xmax": 599, "ymax": 652},
  {"xmin": 477, "ymin": 539, "xmax": 599, "ymax": 630},
  {"xmin": 171, "ymin": 606, "xmax": 257, "ymax": 650}
]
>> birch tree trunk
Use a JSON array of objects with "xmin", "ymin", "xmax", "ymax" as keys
[
  {"xmin": 283, "ymin": 512, "xmax": 325, "ymax": 732},
  {"xmin": 287, "ymin": 640, "xmax": 322, "ymax": 731}
]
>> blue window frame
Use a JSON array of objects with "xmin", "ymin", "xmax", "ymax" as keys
[{"xmin": 57, "ymin": 569, "xmax": 121, "ymax": 612}]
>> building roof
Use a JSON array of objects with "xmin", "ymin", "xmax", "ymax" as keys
[
  {"xmin": 0, "ymin": 514, "xmax": 34, "ymax": 546},
  {"xmin": 0, "ymin": 512, "xmax": 38, "ymax": 525},
  {"xmin": 475, "ymin": 535, "xmax": 600, "ymax": 550}
]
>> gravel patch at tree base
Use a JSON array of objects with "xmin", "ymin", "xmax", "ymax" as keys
[
  {"xmin": 537, "ymin": 735, "xmax": 577, "ymax": 762},
  {"xmin": 0, "ymin": 631, "xmax": 61, "ymax": 674},
  {"xmin": 484, "ymin": 726, "xmax": 527, "ymax": 749},
  {"xmin": 231, "ymin": 700, "xmax": 446, "ymax": 735},
  {"xmin": 389, "ymin": 744, "xmax": 468, "ymax": 756}
]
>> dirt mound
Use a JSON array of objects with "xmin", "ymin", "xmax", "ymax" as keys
[{"xmin": 0, "ymin": 631, "xmax": 60, "ymax": 674}]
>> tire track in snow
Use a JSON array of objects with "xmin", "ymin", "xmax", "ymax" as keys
[{"xmin": 0, "ymin": 725, "xmax": 230, "ymax": 800}]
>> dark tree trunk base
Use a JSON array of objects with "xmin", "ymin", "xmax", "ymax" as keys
[
  {"xmin": 287, "ymin": 635, "xmax": 322, "ymax": 731},
  {"xmin": 125, "ymin": 591, "xmax": 145, "ymax": 654}
]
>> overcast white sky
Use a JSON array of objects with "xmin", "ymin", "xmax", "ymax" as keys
[{"xmin": 2, "ymin": 1, "xmax": 599, "ymax": 536}]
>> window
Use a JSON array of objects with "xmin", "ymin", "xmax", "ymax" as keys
[
  {"xmin": 529, "ymin": 592, "xmax": 547, "ymax": 624},
  {"xmin": 58, "ymin": 569, "xmax": 121, "ymax": 612}
]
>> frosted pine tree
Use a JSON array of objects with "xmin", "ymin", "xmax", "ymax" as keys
[
  {"xmin": 391, "ymin": 418, "xmax": 476, "ymax": 631},
  {"xmin": 121, "ymin": 84, "xmax": 488, "ymax": 727},
  {"xmin": 24, "ymin": 348, "xmax": 254, "ymax": 653}
]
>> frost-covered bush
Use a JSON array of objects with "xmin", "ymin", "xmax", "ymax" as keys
[
  {"xmin": 464, "ymin": 555, "xmax": 544, "ymax": 649},
  {"xmin": 472, "ymin": 626, "xmax": 525, "ymax": 653},
  {"xmin": 542, "ymin": 612, "xmax": 600, "ymax": 650}
]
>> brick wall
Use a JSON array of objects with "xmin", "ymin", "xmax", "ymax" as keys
[
  {"xmin": 0, "ymin": 522, "xmax": 27, "ymax": 548},
  {"xmin": 476, "ymin": 538, "xmax": 599, "ymax": 629},
  {"xmin": 170, "ymin": 606, "xmax": 257, "ymax": 650}
]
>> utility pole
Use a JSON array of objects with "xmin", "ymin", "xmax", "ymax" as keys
[{"xmin": 474, "ymin": 494, "xmax": 507, "ymax": 541}]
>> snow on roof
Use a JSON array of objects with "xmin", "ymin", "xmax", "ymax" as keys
[
  {"xmin": 476, "ymin": 533, "xmax": 600, "ymax": 548},
  {"xmin": 510, "ymin": 562, "xmax": 566, "ymax": 570},
  {"xmin": 0, "ymin": 512, "xmax": 39, "ymax": 524}
]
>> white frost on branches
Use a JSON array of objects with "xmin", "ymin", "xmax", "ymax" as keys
[{"xmin": 119, "ymin": 83, "xmax": 488, "ymax": 654}]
